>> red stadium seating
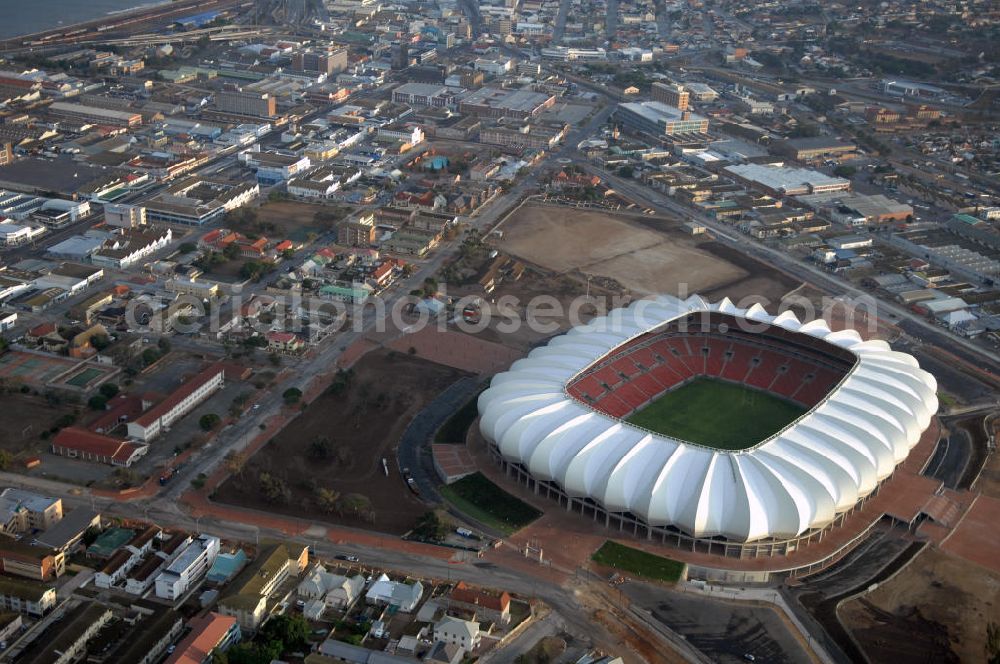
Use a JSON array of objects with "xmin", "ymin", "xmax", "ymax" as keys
[
  {"xmin": 611, "ymin": 357, "xmax": 642, "ymax": 379},
  {"xmin": 628, "ymin": 346, "xmax": 660, "ymax": 370},
  {"xmin": 631, "ymin": 373, "xmax": 664, "ymax": 399},
  {"xmin": 592, "ymin": 366, "xmax": 621, "ymax": 387},
  {"xmin": 566, "ymin": 321, "xmax": 853, "ymax": 419}
]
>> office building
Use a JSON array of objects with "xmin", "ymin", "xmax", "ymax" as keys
[
  {"xmin": 0, "ymin": 577, "xmax": 57, "ymax": 616},
  {"xmin": 392, "ymin": 42, "xmax": 409, "ymax": 70},
  {"xmin": 214, "ymin": 91, "xmax": 276, "ymax": 119},
  {"xmin": 104, "ymin": 204, "xmax": 146, "ymax": 228},
  {"xmin": 0, "ymin": 489, "xmax": 62, "ymax": 535},
  {"xmin": 392, "ymin": 83, "xmax": 455, "ymax": 108},
  {"xmin": 292, "ymin": 47, "xmax": 348, "ymax": 74},
  {"xmin": 652, "ymin": 83, "xmax": 689, "ymax": 111},
  {"xmin": 616, "ymin": 101, "xmax": 709, "ymax": 136},
  {"xmin": 459, "ymin": 88, "xmax": 555, "ymax": 120}
]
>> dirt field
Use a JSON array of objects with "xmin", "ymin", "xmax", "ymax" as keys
[
  {"xmin": 0, "ymin": 392, "xmax": 78, "ymax": 459},
  {"xmin": 250, "ymin": 199, "xmax": 350, "ymax": 242},
  {"xmin": 839, "ymin": 547, "xmax": 1000, "ymax": 663},
  {"xmin": 214, "ymin": 349, "xmax": 469, "ymax": 535},
  {"xmin": 499, "ymin": 205, "xmax": 798, "ymax": 301}
]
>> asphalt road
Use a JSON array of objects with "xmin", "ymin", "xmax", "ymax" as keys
[
  {"xmin": 396, "ymin": 376, "xmax": 482, "ymax": 503},
  {"xmin": 923, "ymin": 426, "xmax": 971, "ymax": 489},
  {"xmin": 625, "ymin": 584, "xmax": 812, "ymax": 664}
]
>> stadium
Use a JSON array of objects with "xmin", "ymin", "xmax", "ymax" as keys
[{"xmin": 477, "ymin": 295, "xmax": 938, "ymax": 558}]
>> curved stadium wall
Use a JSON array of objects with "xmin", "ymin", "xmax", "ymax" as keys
[{"xmin": 477, "ymin": 295, "xmax": 938, "ymax": 556}]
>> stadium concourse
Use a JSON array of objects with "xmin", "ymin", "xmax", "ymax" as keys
[{"xmin": 477, "ymin": 295, "xmax": 941, "ymax": 579}]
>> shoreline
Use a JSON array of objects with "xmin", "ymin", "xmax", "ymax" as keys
[{"xmin": 0, "ymin": 0, "xmax": 236, "ymax": 47}]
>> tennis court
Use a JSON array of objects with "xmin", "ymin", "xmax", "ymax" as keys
[
  {"xmin": 65, "ymin": 367, "xmax": 105, "ymax": 387},
  {"xmin": 0, "ymin": 351, "xmax": 119, "ymax": 392},
  {"xmin": 0, "ymin": 351, "xmax": 77, "ymax": 384}
]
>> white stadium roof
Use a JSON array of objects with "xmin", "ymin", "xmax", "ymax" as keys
[{"xmin": 477, "ymin": 295, "xmax": 938, "ymax": 542}]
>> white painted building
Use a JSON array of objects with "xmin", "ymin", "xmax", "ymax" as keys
[
  {"xmin": 154, "ymin": 534, "xmax": 220, "ymax": 600},
  {"xmin": 127, "ymin": 364, "xmax": 225, "ymax": 442},
  {"xmin": 0, "ymin": 222, "xmax": 46, "ymax": 246},
  {"xmin": 433, "ymin": 616, "xmax": 481, "ymax": 651},
  {"xmin": 104, "ymin": 204, "xmax": 147, "ymax": 228}
]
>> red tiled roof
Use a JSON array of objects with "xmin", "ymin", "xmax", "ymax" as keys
[
  {"xmin": 133, "ymin": 363, "xmax": 225, "ymax": 428},
  {"xmin": 165, "ymin": 613, "xmax": 237, "ymax": 664},
  {"xmin": 28, "ymin": 322, "xmax": 57, "ymax": 338},
  {"xmin": 449, "ymin": 581, "xmax": 510, "ymax": 612},
  {"xmin": 266, "ymin": 331, "xmax": 297, "ymax": 344},
  {"xmin": 51, "ymin": 427, "xmax": 143, "ymax": 464}
]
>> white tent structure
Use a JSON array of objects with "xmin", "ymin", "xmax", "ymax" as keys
[{"xmin": 477, "ymin": 295, "xmax": 938, "ymax": 543}]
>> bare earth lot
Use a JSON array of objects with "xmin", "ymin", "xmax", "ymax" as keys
[
  {"xmin": 214, "ymin": 349, "xmax": 469, "ymax": 535},
  {"xmin": 500, "ymin": 205, "xmax": 797, "ymax": 301},
  {"xmin": 251, "ymin": 199, "xmax": 349, "ymax": 242},
  {"xmin": 840, "ymin": 547, "xmax": 1000, "ymax": 663},
  {"xmin": 0, "ymin": 393, "xmax": 77, "ymax": 459}
]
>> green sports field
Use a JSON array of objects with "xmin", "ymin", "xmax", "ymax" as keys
[{"xmin": 625, "ymin": 377, "xmax": 806, "ymax": 450}]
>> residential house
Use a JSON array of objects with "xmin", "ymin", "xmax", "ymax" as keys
[
  {"xmin": 447, "ymin": 581, "xmax": 511, "ymax": 625},
  {"xmin": 365, "ymin": 573, "xmax": 423, "ymax": 613},
  {"xmin": 433, "ymin": 616, "xmax": 481, "ymax": 652}
]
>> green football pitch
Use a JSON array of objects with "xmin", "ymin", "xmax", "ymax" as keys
[{"xmin": 625, "ymin": 377, "xmax": 807, "ymax": 450}]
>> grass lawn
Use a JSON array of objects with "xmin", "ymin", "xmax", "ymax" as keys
[
  {"xmin": 591, "ymin": 541, "xmax": 685, "ymax": 583},
  {"xmin": 625, "ymin": 377, "xmax": 806, "ymax": 450},
  {"xmin": 438, "ymin": 472, "xmax": 541, "ymax": 535},
  {"xmin": 434, "ymin": 393, "xmax": 481, "ymax": 444}
]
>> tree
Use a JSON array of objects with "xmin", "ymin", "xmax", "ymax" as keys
[
  {"xmin": 91, "ymin": 334, "xmax": 111, "ymax": 351},
  {"xmin": 412, "ymin": 511, "xmax": 448, "ymax": 541},
  {"xmin": 833, "ymin": 165, "xmax": 857, "ymax": 178},
  {"xmin": 240, "ymin": 260, "xmax": 268, "ymax": 281},
  {"xmin": 157, "ymin": 338, "xmax": 171, "ymax": 353},
  {"xmin": 141, "ymin": 348, "xmax": 160, "ymax": 366},
  {"xmin": 224, "ymin": 451, "xmax": 248, "ymax": 479},
  {"xmin": 223, "ymin": 242, "xmax": 242, "ymax": 260},
  {"xmin": 258, "ymin": 614, "xmax": 310, "ymax": 653},
  {"xmin": 99, "ymin": 383, "xmax": 119, "ymax": 399},
  {"xmin": 0, "ymin": 450, "xmax": 11, "ymax": 471},
  {"xmin": 282, "ymin": 387, "xmax": 302, "ymax": 405},
  {"xmin": 199, "ymin": 413, "xmax": 221, "ymax": 431},
  {"xmin": 338, "ymin": 493, "xmax": 375, "ymax": 522},
  {"xmin": 617, "ymin": 165, "xmax": 634, "ymax": 178},
  {"xmin": 88, "ymin": 395, "xmax": 108, "ymax": 411},
  {"xmin": 987, "ymin": 622, "xmax": 1000, "ymax": 664},
  {"xmin": 258, "ymin": 472, "xmax": 290, "ymax": 504},
  {"xmin": 314, "ymin": 486, "xmax": 341, "ymax": 512},
  {"xmin": 308, "ymin": 435, "xmax": 332, "ymax": 459},
  {"xmin": 179, "ymin": 242, "xmax": 198, "ymax": 254}
]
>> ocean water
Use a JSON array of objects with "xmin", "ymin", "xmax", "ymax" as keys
[{"xmin": 0, "ymin": 0, "xmax": 161, "ymax": 38}]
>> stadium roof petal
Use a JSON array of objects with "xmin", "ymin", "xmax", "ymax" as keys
[{"xmin": 477, "ymin": 295, "xmax": 938, "ymax": 542}]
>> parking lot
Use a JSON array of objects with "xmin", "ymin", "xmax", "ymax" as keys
[{"xmin": 625, "ymin": 584, "xmax": 812, "ymax": 664}]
